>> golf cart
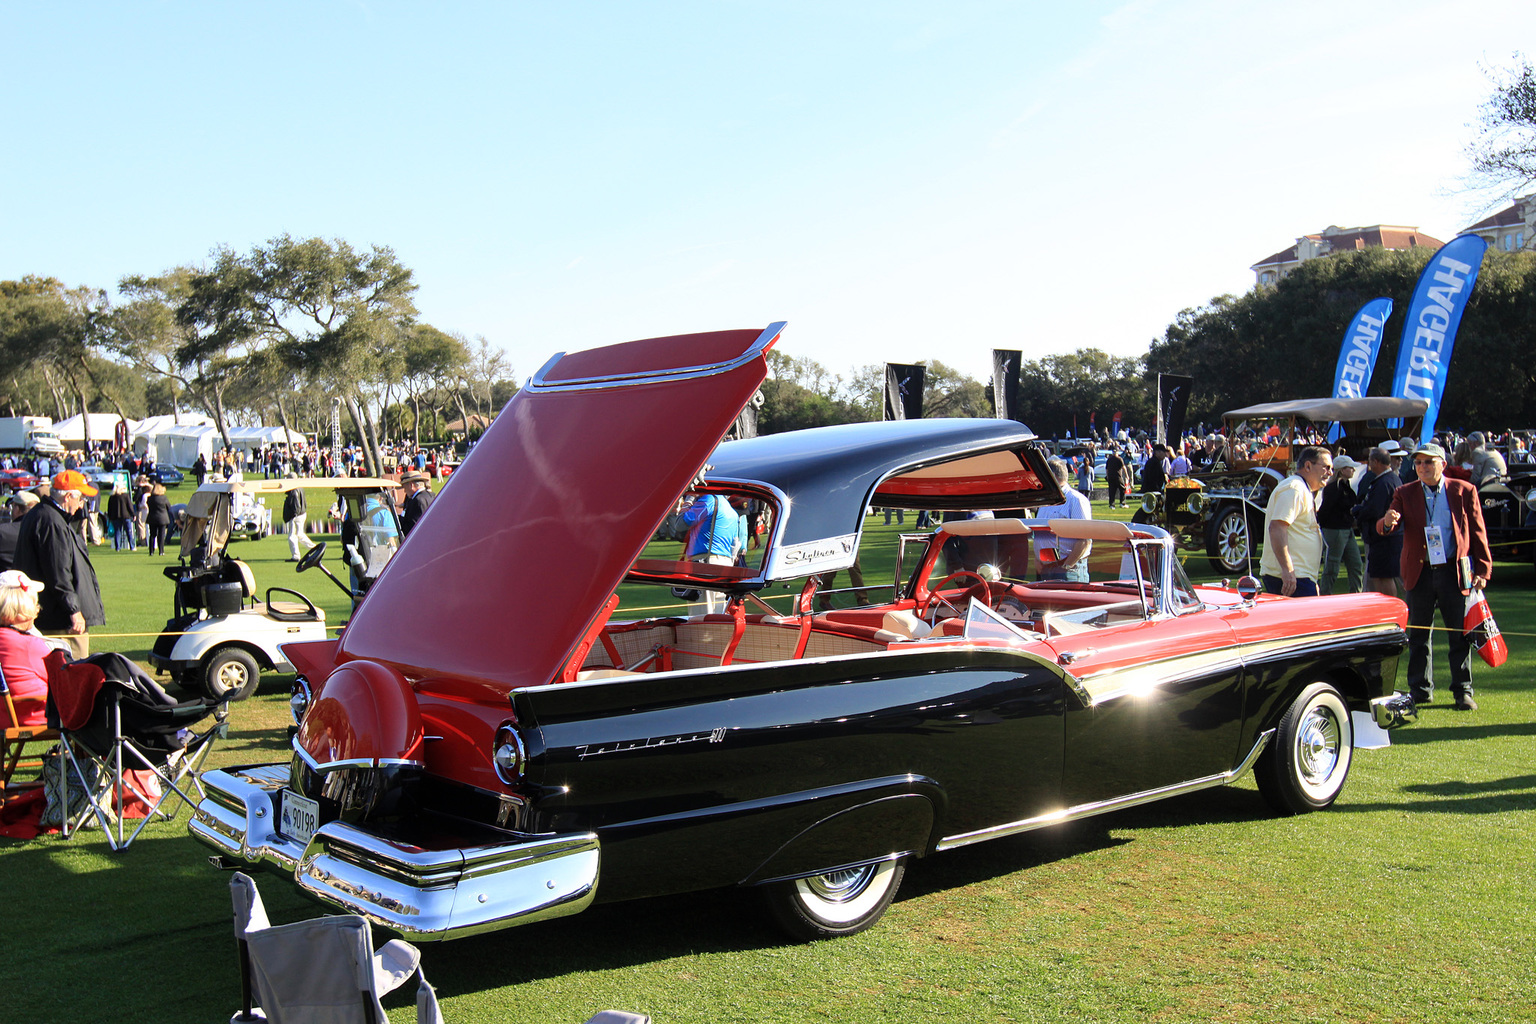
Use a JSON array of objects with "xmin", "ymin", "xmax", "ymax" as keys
[{"xmin": 147, "ymin": 478, "xmax": 404, "ymax": 701}]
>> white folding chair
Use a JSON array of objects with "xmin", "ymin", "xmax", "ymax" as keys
[{"xmin": 230, "ymin": 872, "xmax": 437, "ymax": 1024}]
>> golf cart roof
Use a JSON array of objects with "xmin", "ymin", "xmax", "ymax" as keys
[
  {"xmin": 180, "ymin": 477, "xmax": 401, "ymax": 558},
  {"xmin": 192, "ymin": 477, "xmax": 400, "ymax": 497}
]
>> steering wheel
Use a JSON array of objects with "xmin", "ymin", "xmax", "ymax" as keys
[
  {"xmin": 297, "ymin": 541, "xmax": 328, "ymax": 573},
  {"xmin": 920, "ymin": 569, "xmax": 993, "ymax": 622}
]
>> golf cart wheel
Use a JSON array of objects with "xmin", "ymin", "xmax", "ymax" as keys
[{"xmin": 204, "ymin": 646, "xmax": 261, "ymax": 702}]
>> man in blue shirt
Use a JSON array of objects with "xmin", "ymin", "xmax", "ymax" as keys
[{"xmin": 679, "ymin": 492, "xmax": 747, "ymax": 614}]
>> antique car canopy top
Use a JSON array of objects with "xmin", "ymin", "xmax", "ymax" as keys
[{"xmin": 1223, "ymin": 397, "xmax": 1428, "ymax": 426}]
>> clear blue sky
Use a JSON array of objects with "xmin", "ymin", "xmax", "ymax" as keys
[{"xmin": 3, "ymin": 1, "xmax": 1530, "ymax": 383}]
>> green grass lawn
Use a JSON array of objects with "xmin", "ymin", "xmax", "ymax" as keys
[{"xmin": 4, "ymin": 495, "xmax": 1534, "ymax": 1023}]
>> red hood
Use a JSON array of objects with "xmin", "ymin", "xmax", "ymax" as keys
[{"xmin": 336, "ymin": 324, "xmax": 784, "ymax": 690}]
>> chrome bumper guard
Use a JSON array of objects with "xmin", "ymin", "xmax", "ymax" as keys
[
  {"xmin": 189, "ymin": 764, "xmax": 599, "ymax": 941},
  {"xmin": 1370, "ymin": 693, "xmax": 1419, "ymax": 730}
]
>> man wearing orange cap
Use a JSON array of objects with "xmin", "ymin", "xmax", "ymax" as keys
[{"xmin": 12, "ymin": 470, "xmax": 104, "ymax": 658}]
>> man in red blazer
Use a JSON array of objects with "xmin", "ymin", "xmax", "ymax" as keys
[{"xmin": 1379, "ymin": 442, "xmax": 1493, "ymax": 710}]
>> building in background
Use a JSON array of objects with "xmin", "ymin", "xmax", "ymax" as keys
[
  {"xmin": 1251, "ymin": 224, "xmax": 1444, "ymax": 287},
  {"xmin": 1462, "ymin": 195, "xmax": 1534, "ymax": 253}
]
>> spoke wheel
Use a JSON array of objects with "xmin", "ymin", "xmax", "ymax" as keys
[
  {"xmin": 1255, "ymin": 682, "xmax": 1353, "ymax": 815},
  {"xmin": 763, "ymin": 859, "xmax": 905, "ymax": 941},
  {"xmin": 1207, "ymin": 507, "xmax": 1252, "ymax": 574}
]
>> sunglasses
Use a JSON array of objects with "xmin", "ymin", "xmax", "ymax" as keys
[{"xmin": 1413, "ymin": 458, "xmax": 1440, "ymax": 466}]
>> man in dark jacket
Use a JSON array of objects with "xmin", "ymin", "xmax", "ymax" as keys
[
  {"xmin": 14, "ymin": 470, "xmax": 105, "ymax": 658},
  {"xmin": 400, "ymin": 472, "xmax": 435, "ymax": 536},
  {"xmin": 283, "ymin": 483, "xmax": 316, "ymax": 561}
]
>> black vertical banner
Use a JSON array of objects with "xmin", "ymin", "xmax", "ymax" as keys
[
  {"xmin": 884, "ymin": 364, "xmax": 926, "ymax": 421},
  {"xmin": 992, "ymin": 349, "xmax": 1022, "ymax": 422},
  {"xmin": 1157, "ymin": 373, "xmax": 1193, "ymax": 447}
]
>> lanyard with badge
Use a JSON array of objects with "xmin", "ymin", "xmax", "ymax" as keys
[{"xmin": 1423, "ymin": 484, "xmax": 1447, "ymax": 565}]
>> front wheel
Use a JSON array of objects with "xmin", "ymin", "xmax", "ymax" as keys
[
  {"xmin": 763, "ymin": 859, "xmax": 905, "ymax": 941},
  {"xmin": 1206, "ymin": 506, "xmax": 1253, "ymax": 574},
  {"xmin": 203, "ymin": 646, "xmax": 262, "ymax": 702},
  {"xmin": 1255, "ymin": 682, "xmax": 1353, "ymax": 815}
]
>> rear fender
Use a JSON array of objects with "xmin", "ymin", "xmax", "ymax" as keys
[
  {"xmin": 295, "ymin": 659, "xmax": 424, "ymax": 769},
  {"xmin": 745, "ymin": 789, "xmax": 940, "ymax": 885}
]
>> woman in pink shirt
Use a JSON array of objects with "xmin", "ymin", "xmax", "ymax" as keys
[{"xmin": 0, "ymin": 570, "xmax": 54, "ymax": 728}]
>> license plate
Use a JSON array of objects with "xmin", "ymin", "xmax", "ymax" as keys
[{"xmin": 279, "ymin": 789, "xmax": 320, "ymax": 846}]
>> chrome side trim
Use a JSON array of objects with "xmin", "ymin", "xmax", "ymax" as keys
[
  {"xmin": 1072, "ymin": 621, "xmax": 1405, "ymax": 706},
  {"xmin": 935, "ymin": 727, "xmax": 1276, "ymax": 851},
  {"xmin": 292, "ymin": 739, "xmax": 425, "ymax": 773},
  {"xmin": 526, "ymin": 322, "xmax": 785, "ymax": 392},
  {"xmin": 1077, "ymin": 648, "xmax": 1247, "ymax": 705}
]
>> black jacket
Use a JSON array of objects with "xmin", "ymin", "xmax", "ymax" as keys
[
  {"xmin": 13, "ymin": 499, "xmax": 105, "ymax": 630},
  {"xmin": 402, "ymin": 489, "xmax": 434, "ymax": 535},
  {"xmin": 283, "ymin": 488, "xmax": 307, "ymax": 522}
]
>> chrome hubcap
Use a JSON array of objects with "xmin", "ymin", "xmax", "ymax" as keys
[
  {"xmin": 803, "ymin": 865, "xmax": 876, "ymax": 903},
  {"xmin": 1297, "ymin": 707, "xmax": 1340, "ymax": 784}
]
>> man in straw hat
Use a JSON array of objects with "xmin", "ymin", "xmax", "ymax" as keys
[{"xmin": 399, "ymin": 471, "xmax": 436, "ymax": 537}]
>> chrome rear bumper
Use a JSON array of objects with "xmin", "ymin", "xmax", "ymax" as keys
[{"xmin": 190, "ymin": 764, "xmax": 599, "ymax": 941}]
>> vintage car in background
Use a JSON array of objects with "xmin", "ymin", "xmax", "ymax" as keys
[
  {"xmin": 1138, "ymin": 396, "xmax": 1428, "ymax": 574},
  {"xmin": 191, "ymin": 325, "xmax": 1412, "ymax": 944},
  {"xmin": 0, "ymin": 467, "xmax": 40, "ymax": 491},
  {"xmin": 1475, "ymin": 459, "xmax": 1536, "ymax": 567}
]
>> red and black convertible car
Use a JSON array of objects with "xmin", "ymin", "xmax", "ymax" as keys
[{"xmin": 191, "ymin": 323, "xmax": 1412, "ymax": 942}]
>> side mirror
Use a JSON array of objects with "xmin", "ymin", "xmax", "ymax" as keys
[{"xmin": 1236, "ymin": 575, "xmax": 1261, "ymax": 605}]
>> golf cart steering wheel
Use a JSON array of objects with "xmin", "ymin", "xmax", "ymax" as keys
[
  {"xmin": 297, "ymin": 542, "xmax": 327, "ymax": 573},
  {"xmin": 921, "ymin": 569, "xmax": 992, "ymax": 622}
]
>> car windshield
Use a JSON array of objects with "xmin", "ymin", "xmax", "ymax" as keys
[{"xmin": 919, "ymin": 521, "xmax": 1203, "ymax": 619}]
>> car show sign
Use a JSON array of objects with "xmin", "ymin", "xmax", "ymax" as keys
[
  {"xmin": 1388, "ymin": 233, "xmax": 1488, "ymax": 442},
  {"xmin": 992, "ymin": 349, "xmax": 1022, "ymax": 422},
  {"xmin": 1326, "ymin": 297, "xmax": 1394, "ymax": 443},
  {"xmin": 1155, "ymin": 373, "xmax": 1193, "ymax": 446},
  {"xmin": 884, "ymin": 363, "xmax": 925, "ymax": 420}
]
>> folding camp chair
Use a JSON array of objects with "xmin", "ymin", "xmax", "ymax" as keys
[
  {"xmin": 230, "ymin": 872, "xmax": 441, "ymax": 1024},
  {"xmin": 230, "ymin": 873, "xmax": 652, "ymax": 1024},
  {"xmin": 45, "ymin": 650, "xmax": 226, "ymax": 850},
  {"xmin": 1, "ymin": 662, "xmax": 59, "ymax": 804}
]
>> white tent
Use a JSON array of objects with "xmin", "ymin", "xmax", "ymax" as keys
[
  {"xmin": 156, "ymin": 424, "xmax": 221, "ymax": 468},
  {"xmin": 131, "ymin": 414, "xmax": 214, "ymax": 455},
  {"xmin": 52, "ymin": 413, "xmax": 132, "ymax": 447},
  {"xmin": 226, "ymin": 425, "xmax": 308, "ymax": 454}
]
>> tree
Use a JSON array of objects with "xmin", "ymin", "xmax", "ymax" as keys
[
  {"xmin": 1467, "ymin": 54, "xmax": 1536, "ymax": 197},
  {"xmin": 173, "ymin": 249, "xmax": 263, "ymax": 447},
  {"xmin": 243, "ymin": 235, "xmax": 419, "ymax": 476}
]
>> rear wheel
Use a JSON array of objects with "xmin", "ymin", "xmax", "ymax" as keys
[
  {"xmin": 203, "ymin": 646, "xmax": 261, "ymax": 702},
  {"xmin": 763, "ymin": 859, "xmax": 905, "ymax": 941},
  {"xmin": 1255, "ymin": 682, "xmax": 1353, "ymax": 815}
]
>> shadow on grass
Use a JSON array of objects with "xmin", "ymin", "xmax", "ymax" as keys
[
  {"xmin": 1330, "ymin": 772, "xmax": 1536, "ymax": 815},
  {"xmin": 424, "ymin": 787, "xmax": 1279, "ymax": 993},
  {"xmin": 1385, "ymin": 718, "xmax": 1536, "ymax": 744}
]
